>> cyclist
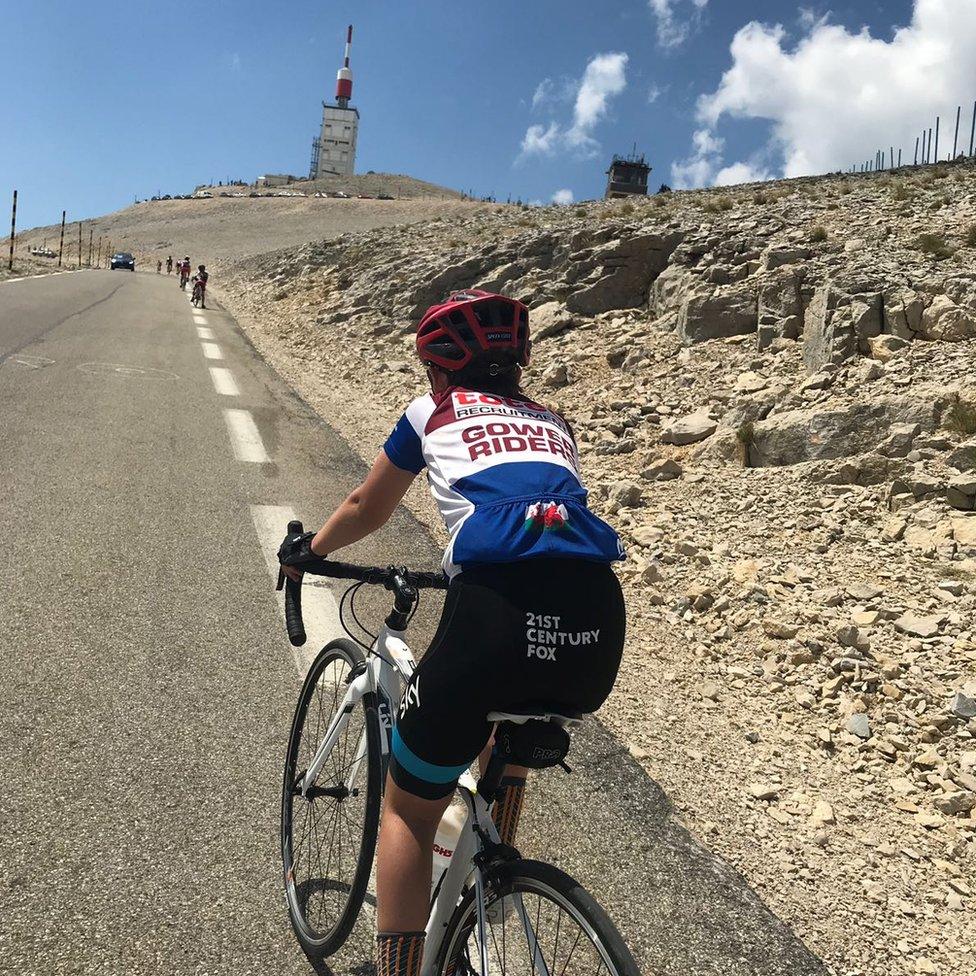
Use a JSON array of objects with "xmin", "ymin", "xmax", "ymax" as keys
[
  {"xmin": 179, "ymin": 256, "xmax": 191, "ymax": 290},
  {"xmin": 192, "ymin": 264, "xmax": 208, "ymax": 307},
  {"xmin": 279, "ymin": 290, "xmax": 625, "ymax": 976},
  {"xmin": 166, "ymin": 255, "xmax": 173, "ymax": 274}
]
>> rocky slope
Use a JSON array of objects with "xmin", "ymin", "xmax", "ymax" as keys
[{"xmin": 219, "ymin": 162, "xmax": 976, "ymax": 976}]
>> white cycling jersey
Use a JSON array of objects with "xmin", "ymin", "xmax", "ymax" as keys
[{"xmin": 384, "ymin": 387, "xmax": 624, "ymax": 578}]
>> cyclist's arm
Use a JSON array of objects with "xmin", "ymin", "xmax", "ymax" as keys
[{"xmin": 309, "ymin": 453, "xmax": 417, "ymax": 556}]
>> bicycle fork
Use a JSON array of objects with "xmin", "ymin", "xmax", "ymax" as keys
[{"xmin": 296, "ymin": 667, "xmax": 372, "ymax": 797}]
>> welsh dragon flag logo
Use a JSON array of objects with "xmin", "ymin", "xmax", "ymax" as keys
[{"xmin": 524, "ymin": 501, "xmax": 570, "ymax": 532}]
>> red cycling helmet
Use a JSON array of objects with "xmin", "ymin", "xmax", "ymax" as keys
[{"xmin": 416, "ymin": 290, "xmax": 530, "ymax": 371}]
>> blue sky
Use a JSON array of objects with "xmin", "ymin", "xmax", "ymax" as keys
[{"xmin": 6, "ymin": 0, "xmax": 974, "ymax": 231}]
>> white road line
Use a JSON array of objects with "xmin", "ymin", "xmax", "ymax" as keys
[
  {"xmin": 209, "ymin": 366, "xmax": 240, "ymax": 396},
  {"xmin": 201, "ymin": 342, "xmax": 223, "ymax": 360},
  {"xmin": 196, "ymin": 326, "xmax": 215, "ymax": 339},
  {"xmin": 223, "ymin": 409, "xmax": 269, "ymax": 463},
  {"xmin": 250, "ymin": 504, "xmax": 342, "ymax": 674},
  {"xmin": 193, "ymin": 313, "xmax": 208, "ymax": 324}
]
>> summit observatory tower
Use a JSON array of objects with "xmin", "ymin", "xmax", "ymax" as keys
[{"xmin": 310, "ymin": 25, "xmax": 359, "ymax": 179}]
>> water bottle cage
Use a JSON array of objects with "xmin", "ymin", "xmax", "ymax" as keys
[{"xmin": 494, "ymin": 721, "xmax": 571, "ymax": 770}]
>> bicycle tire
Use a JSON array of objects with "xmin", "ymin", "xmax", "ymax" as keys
[
  {"xmin": 281, "ymin": 638, "xmax": 382, "ymax": 961},
  {"xmin": 436, "ymin": 859, "xmax": 640, "ymax": 976}
]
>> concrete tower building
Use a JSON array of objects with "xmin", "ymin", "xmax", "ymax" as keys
[{"xmin": 310, "ymin": 25, "xmax": 359, "ymax": 179}]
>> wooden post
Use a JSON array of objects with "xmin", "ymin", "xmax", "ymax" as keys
[
  {"xmin": 898, "ymin": 147, "xmax": 902, "ymax": 167},
  {"xmin": 7, "ymin": 189, "xmax": 16, "ymax": 271},
  {"xmin": 953, "ymin": 105, "xmax": 961, "ymax": 159},
  {"xmin": 87, "ymin": 228, "xmax": 93, "ymax": 268},
  {"xmin": 934, "ymin": 116, "xmax": 940, "ymax": 163},
  {"xmin": 970, "ymin": 101, "xmax": 976, "ymax": 156},
  {"xmin": 914, "ymin": 135, "xmax": 919, "ymax": 165},
  {"xmin": 77, "ymin": 222, "xmax": 82, "ymax": 269},
  {"xmin": 58, "ymin": 210, "xmax": 66, "ymax": 266},
  {"xmin": 96, "ymin": 237, "xmax": 101, "ymax": 268},
  {"xmin": 889, "ymin": 146, "xmax": 894, "ymax": 169}
]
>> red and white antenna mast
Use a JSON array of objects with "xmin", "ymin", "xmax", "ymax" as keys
[{"xmin": 335, "ymin": 25, "xmax": 353, "ymax": 108}]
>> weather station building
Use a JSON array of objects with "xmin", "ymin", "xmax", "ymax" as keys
[
  {"xmin": 605, "ymin": 151, "xmax": 651, "ymax": 199},
  {"xmin": 309, "ymin": 25, "xmax": 359, "ymax": 179}
]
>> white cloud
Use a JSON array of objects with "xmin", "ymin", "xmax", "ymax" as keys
[
  {"xmin": 532, "ymin": 79, "xmax": 554, "ymax": 110},
  {"xmin": 519, "ymin": 52, "xmax": 629, "ymax": 160},
  {"xmin": 695, "ymin": 0, "xmax": 976, "ymax": 180},
  {"xmin": 647, "ymin": 83, "xmax": 665, "ymax": 104},
  {"xmin": 552, "ymin": 188, "xmax": 575, "ymax": 205},
  {"xmin": 715, "ymin": 161, "xmax": 773, "ymax": 186},
  {"xmin": 649, "ymin": 0, "xmax": 709, "ymax": 49},
  {"xmin": 521, "ymin": 122, "xmax": 561, "ymax": 156},
  {"xmin": 671, "ymin": 127, "xmax": 772, "ymax": 188}
]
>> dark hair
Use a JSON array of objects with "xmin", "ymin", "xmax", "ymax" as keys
[{"xmin": 446, "ymin": 349, "xmax": 523, "ymax": 397}]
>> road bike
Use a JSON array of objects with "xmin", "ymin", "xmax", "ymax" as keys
[
  {"xmin": 191, "ymin": 277, "xmax": 207, "ymax": 308},
  {"xmin": 276, "ymin": 520, "xmax": 640, "ymax": 976}
]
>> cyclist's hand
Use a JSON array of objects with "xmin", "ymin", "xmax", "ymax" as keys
[{"xmin": 278, "ymin": 529, "xmax": 321, "ymax": 581}]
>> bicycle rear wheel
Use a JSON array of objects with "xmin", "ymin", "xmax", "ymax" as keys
[
  {"xmin": 281, "ymin": 638, "xmax": 382, "ymax": 961},
  {"xmin": 436, "ymin": 859, "xmax": 640, "ymax": 976}
]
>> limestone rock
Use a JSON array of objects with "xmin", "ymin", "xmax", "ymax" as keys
[
  {"xmin": 532, "ymin": 302, "xmax": 577, "ymax": 341},
  {"xmin": 920, "ymin": 295, "xmax": 976, "ymax": 341},
  {"xmin": 893, "ymin": 613, "xmax": 942, "ymax": 639},
  {"xmin": 566, "ymin": 231, "xmax": 684, "ymax": 316},
  {"xmin": 946, "ymin": 474, "xmax": 976, "ymax": 511},
  {"xmin": 951, "ymin": 692, "xmax": 976, "ymax": 719},
  {"xmin": 676, "ymin": 286, "xmax": 757, "ymax": 344},
  {"xmin": 608, "ymin": 480, "xmax": 644, "ymax": 510},
  {"xmin": 946, "ymin": 439, "xmax": 976, "ymax": 473},
  {"xmin": 641, "ymin": 457, "xmax": 683, "ymax": 481},
  {"xmin": 868, "ymin": 334, "xmax": 908, "ymax": 362},
  {"xmin": 661, "ymin": 413, "xmax": 717, "ymax": 446},
  {"xmin": 802, "ymin": 286, "xmax": 857, "ymax": 373},
  {"xmin": 952, "ymin": 516, "xmax": 976, "ymax": 548}
]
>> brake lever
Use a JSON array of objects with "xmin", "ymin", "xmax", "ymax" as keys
[{"xmin": 276, "ymin": 567, "xmax": 285, "ymax": 592}]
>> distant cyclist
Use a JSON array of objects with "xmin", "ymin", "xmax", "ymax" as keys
[
  {"xmin": 278, "ymin": 290, "xmax": 626, "ymax": 976},
  {"xmin": 179, "ymin": 256, "xmax": 191, "ymax": 290},
  {"xmin": 156, "ymin": 260, "xmax": 162, "ymax": 274},
  {"xmin": 191, "ymin": 264, "xmax": 208, "ymax": 308},
  {"xmin": 166, "ymin": 255, "xmax": 173, "ymax": 274}
]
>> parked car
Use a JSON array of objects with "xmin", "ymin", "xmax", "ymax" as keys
[
  {"xmin": 377, "ymin": 193, "xmax": 394, "ymax": 200},
  {"xmin": 110, "ymin": 252, "xmax": 135, "ymax": 271}
]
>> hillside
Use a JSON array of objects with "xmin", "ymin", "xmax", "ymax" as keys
[
  {"xmin": 12, "ymin": 172, "xmax": 485, "ymax": 277},
  {"xmin": 218, "ymin": 162, "xmax": 976, "ymax": 976}
]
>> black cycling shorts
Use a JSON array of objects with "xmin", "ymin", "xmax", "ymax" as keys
[{"xmin": 391, "ymin": 558, "xmax": 625, "ymax": 800}]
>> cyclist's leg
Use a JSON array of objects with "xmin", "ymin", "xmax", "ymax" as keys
[{"xmin": 375, "ymin": 578, "xmax": 508, "ymax": 975}]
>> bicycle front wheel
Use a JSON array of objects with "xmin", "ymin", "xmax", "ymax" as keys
[
  {"xmin": 281, "ymin": 638, "xmax": 382, "ymax": 961},
  {"xmin": 436, "ymin": 859, "xmax": 640, "ymax": 976}
]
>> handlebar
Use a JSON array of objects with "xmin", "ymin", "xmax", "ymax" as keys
[{"xmin": 275, "ymin": 520, "xmax": 448, "ymax": 647}]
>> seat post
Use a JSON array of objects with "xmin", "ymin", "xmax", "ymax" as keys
[{"xmin": 477, "ymin": 737, "xmax": 510, "ymax": 803}]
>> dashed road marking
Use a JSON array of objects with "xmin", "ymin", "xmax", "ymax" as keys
[
  {"xmin": 209, "ymin": 366, "xmax": 240, "ymax": 397},
  {"xmin": 201, "ymin": 342, "xmax": 223, "ymax": 360},
  {"xmin": 193, "ymin": 312, "xmax": 208, "ymax": 324},
  {"xmin": 223, "ymin": 408, "xmax": 268, "ymax": 463},
  {"xmin": 196, "ymin": 326, "xmax": 215, "ymax": 340},
  {"xmin": 249, "ymin": 503, "xmax": 342, "ymax": 674}
]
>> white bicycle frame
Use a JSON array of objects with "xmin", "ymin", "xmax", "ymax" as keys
[{"xmin": 295, "ymin": 619, "xmax": 577, "ymax": 975}]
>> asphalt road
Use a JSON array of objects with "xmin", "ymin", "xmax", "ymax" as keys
[{"xmin": 0, "ymin": 270, "xmax": 829, "ymax": 976}]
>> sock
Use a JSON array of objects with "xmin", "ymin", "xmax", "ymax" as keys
[
  {"xmin": 492, "ymin": 775, "xmax": 527, "ymax": 846},
  {"xmin": 376, "ymin": 931, "xmax": 426, "ymax": 976}
]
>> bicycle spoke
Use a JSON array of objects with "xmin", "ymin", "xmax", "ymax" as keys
[{"xmin": 558, "ymin": 929, "xmax": 583, "ymax": 976}]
